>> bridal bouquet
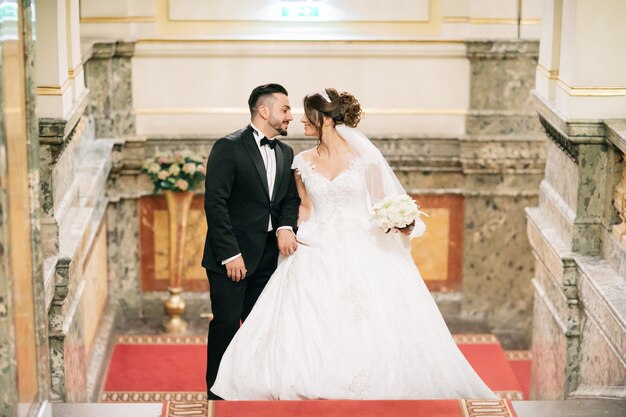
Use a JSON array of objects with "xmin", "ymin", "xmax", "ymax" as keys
[
  {"xmin": 141, "ymin": 150, "xmax": 207, "ymax": 192},
  {"xmin": 370, "ymin": 194, "xmax": 426, "ymax": 233}
]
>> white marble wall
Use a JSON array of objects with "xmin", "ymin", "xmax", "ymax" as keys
[{"xmin": 132, "ymin": 40, "xmax": 470, "ymax": 137}]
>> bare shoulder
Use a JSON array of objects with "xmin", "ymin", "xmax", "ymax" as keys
[{"xmin": 299, "ymin": 148, "xmax": 318, "ymax": 164}]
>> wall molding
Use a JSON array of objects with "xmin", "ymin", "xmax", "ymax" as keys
[{"xmin": 539, "ymin": 114, "xmax": 578, "ymax": 163}]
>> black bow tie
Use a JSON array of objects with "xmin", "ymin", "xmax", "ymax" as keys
[{"xmin": 260, "ymin": 137, "xmax": 276, "ymax": 150}]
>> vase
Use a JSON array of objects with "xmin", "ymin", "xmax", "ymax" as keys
[{"xmin": 163, "ymin": 190, "xmax": 194, "ymax": 333}]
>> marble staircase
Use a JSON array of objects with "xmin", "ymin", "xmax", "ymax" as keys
[{"xmin": 40, "ymin": 115, "xmax": 117, "ymax": 401}]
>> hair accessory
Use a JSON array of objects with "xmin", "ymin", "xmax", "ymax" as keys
[{"xmin": 318, "ymin": 89, "xmax": 331, "ymax": 103}]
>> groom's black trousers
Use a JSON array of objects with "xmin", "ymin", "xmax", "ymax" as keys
[{"xmin": 206, "ymin": 232, "xmax": 278, "ymax": 397}]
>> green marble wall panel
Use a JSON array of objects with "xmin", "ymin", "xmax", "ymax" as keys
[
  {"xmin": 466, "ymin": 111, "xmax": 543, "ymax": 136},
  {"xmin": 539, "ymin": 131, "xmax": 577, "ymax": 208},
  {"xmin": 467, "ymin": 40, "xmax": 538, "ymax": 112},
  {"xmin": 85, "ymin": 42, "xmax": 135, "ymax": 139},
  {"xmin": 49, "ymin": 286, "xmax": 88, "ymax": 402},
  {"xmin": 462, "ymin": 194, "xmax": 536, "ymax": 346},
  {"xmin": 109, "ymin": 53, "xmax": 135, "ymax": 136},
  {"xmin": 107, "ymin": 199, "xmax": 142, "ymax": 316},
  {"xmin": 470, "ymin": 59, "xmax": 536, "ymax": 111},
  {"xmin": 572, "ymin": 144, "xmax": 608, "ymax": 254}
]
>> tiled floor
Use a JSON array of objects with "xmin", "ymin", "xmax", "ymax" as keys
[{"xmin": 513, "ymin": 399, "xmax": 626, "ymax": 417}]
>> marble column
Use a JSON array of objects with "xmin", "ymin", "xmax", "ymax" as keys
[
  {"xmin": 0, "ymin": 1, "xmax": 49, "ymax": 416},
  {"xmin": 462, "ymin": 40, "xmax": 544, "ymax": 347},
  {"xmin": 85, "ymin": 41, "xmax": 136, "ymax": 139}
]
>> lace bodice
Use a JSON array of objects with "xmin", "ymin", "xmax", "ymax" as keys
[{"xmin": 292, "ymin": 152, "xmax": 372, "ymax": 232}]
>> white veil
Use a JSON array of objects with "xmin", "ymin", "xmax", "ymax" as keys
[{"xmin": 335, "ymin": 124, "xmax": 426, "ymax": 240}]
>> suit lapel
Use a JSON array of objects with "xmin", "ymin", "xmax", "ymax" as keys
[
  {"xmin": 241, "ymin": 127, "xmax": 270, "ymax": 199},
  {"xmin": 272, "ymin": 142, "xmax": 285, "ymax": 202}
]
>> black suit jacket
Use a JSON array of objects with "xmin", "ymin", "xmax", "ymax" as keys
[{"xmin": 202, "ymin": 125, "xmax": 300, "ymax": 275}]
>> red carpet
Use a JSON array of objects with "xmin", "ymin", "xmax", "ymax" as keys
[
  {"xmin": 101, "ymin": 335, "xmax": 208, "ymax": 402},
  {"xmin": 454, "ymin": 335, "xmax": 523, "ymax": 398},
  {"xmin": 101, "ymin": 334, "xmax": 525, "ymax": 402},
  {"xmin": 506, "ymin": 351, "xmax": 532, "ymax": 400},
  {"xmin": 162, "ymin": 399, "xmax": 517, "ymax": 417}
]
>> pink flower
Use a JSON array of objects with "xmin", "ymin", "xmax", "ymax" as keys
[
  {"xmin": 158, "ymin": 170, "xmax": 169, "ymax": 180},
  {"xmin": 175, "ymin": 179, "xmax": 189, "ymax": 191},
  {"xmin": 182, "ymin": 163, "xmax": 197, "ymax": 174}
]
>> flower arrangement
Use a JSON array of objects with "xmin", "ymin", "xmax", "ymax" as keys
[
  {"xmin": 141, "ymin": 150, "xmax": 207, "ymax": 192},
  {"xmin": 370, "ymin": 194, "xmax": 426, "ymax": 233}
]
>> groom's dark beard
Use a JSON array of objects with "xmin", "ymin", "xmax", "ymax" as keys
[{"xmin": 268, "ymin": 119, "xmax": 288, "ymax": 137}]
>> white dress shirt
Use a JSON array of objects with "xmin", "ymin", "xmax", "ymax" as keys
[
  {"xmin": 221, "ymin": 124, "xmax": 294, "ymax": 265},
  {"xmin": 252, "ymin": 124, "xmax": 277, "ymax": 226}
]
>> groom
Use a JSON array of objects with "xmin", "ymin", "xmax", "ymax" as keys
[{"xmin": 202, "ymin": 83, "xmax": 300, "ymax": 399}]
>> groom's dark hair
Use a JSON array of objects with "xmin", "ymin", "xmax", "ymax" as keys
[{"xmin": 248, "ymin": 83, "xmax": 288, "ymax": 116}]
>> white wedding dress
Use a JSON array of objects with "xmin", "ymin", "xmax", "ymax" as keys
[{"xmin": 211, "ymin": 152, "xmax": 497, "ymax": 400}]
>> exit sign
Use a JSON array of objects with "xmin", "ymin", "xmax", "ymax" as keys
[{"xmin": 281, "ymin": 1, "xmax": 320, "ymax": 18}]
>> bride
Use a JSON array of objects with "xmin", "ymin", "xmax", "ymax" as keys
[{"xmin": 211, "ymin": 88, "xmax": 497, "ymax": 400}]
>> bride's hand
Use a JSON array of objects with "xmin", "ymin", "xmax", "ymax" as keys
[
  {"xmin": 277, "ymin": 229, "xmax": 298, "ymax": 256},
  {"xmin": 394, "ymin": 220, "xmax": 415, "ymax": 236}
]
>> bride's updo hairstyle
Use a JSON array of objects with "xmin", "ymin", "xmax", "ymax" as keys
[{"xmin": 303, "ymin": 88, "xmax": 362, "ymax": 143}]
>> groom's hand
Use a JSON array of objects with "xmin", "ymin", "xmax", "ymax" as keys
[
  {"xmin": 225, "ymin": 257, "xmax": 247, "ymax": 282},
  {"xmin": 277, "ymin": 229, "xmax": 298, "ymax": 256}
]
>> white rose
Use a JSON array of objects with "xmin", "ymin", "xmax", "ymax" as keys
[
  {"xmin": 168, "ymin": 164, "xmax": 181, "ymax": 175},
  {"xmin": 149, "ymin": 163, "xmax": 161, "ymax": 174},
  {"xmin": 183, "ymin": 163, "xmax": 197, "ymax": 174}
]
